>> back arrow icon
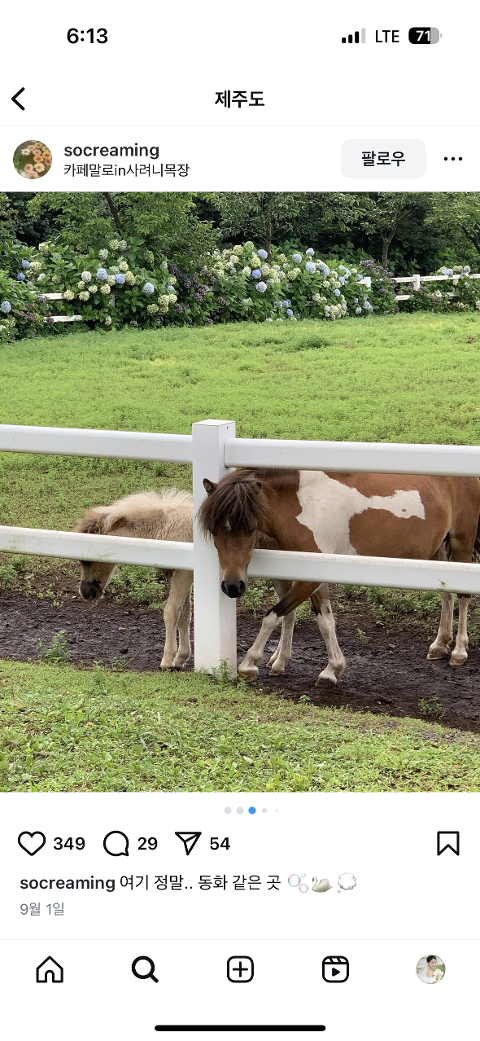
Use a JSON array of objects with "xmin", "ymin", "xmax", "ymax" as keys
[{"xmin": 11, "ymin": 88, "xmax": 25, "ymax": 111}]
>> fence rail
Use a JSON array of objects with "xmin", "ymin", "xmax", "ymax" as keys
[{"xmin": 1, "ymin": 418, "xmax": 480, "ymax": 674}]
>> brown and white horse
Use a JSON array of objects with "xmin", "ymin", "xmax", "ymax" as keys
[{"xmin": 199, "ymin": 469, "xmax": 480, "ymax": 685}]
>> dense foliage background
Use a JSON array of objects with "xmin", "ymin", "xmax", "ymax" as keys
[{"xmin": 1, "ymin": 191, "xmax": 480, "ymax": 340}]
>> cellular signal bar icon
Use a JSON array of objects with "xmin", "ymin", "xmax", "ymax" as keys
[{"xmin": 342, "ymin": 29, "xmax": 366, "ymax": 43}]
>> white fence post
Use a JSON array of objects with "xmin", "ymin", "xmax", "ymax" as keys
[
  {"xmin": 412, "ymin": 274, "xmax": 421, "ymax": 291},
  {"xmin": 192, "ymin": 419, "xmax": 237, "ymax": 675}
]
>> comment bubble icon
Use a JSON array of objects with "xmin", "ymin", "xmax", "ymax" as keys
[{"xmin": 103, "ymin": 830, "xmax": 129, "ymax": 856}]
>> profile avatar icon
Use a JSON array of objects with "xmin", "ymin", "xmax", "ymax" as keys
[{"xmin": 14, "ymin": 140, "xmax": 52, "ymax": 179}]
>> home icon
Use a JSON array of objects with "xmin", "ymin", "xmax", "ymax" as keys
[{"xmin": 36, "ymin": 956, "xmax": 64, "ymax": 983}]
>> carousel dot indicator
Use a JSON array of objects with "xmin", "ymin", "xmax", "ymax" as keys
[
  {"xmin": 236, "ymin": 807, "xmax": 244, "ymax": 814},
  {"xmin": 248, "ymin": 806, "xmax": 256, "ymax": 814},
  {"xmin": 224, "ymin": 807, "xmax": 232, "ymax": 814}
]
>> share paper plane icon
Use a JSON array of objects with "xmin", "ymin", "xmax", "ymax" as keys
[{"xmin": 175, "ymin": 831, "xmax": 202, "ymax": 855}]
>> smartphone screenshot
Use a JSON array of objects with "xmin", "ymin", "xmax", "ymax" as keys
[{"xmin": 1, "ymin": 2, "xmax": 479, "ymax": 1037}]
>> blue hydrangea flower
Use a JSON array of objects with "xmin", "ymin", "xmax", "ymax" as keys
[
  {"xmin": 256, "ymin": 281, "xmax": 267, "ymax": 293},
  {"xmin": 115, "ymin": 273, "xmax": 125, "ymax": 284},
  {"xmin": 97, "ymin": 268, "xmax": 108, "ymax": 281},
  {"xmin": 306, "ymin": 248, "xmax": 315, "ymax": 256},
  {"xmin": 334, "ymin": 289, "xmax": 341, "ymax": 297},
  {"xmin": 305, "ymin": 262, "xmax": 316, "ymax": 274},
  {"xmin": 1, "ymin": 300, "xmax": 11, "ymax": 313},
  {"xmin": 357, "ymin": 274, "xmax": 363, "ymax": 281},
  {"xmin": 252, "ymin": 268, "xmax": 262, "ymax": 279},
  {"xmin": 282, "ymin": 299, "xmax": 291, "ymax": 307},
  {"xmin": 258, "ymin": 249, "xmax": 268, "ymax": 260},
  {"xmin": 292, "ymin": 253, "xmax": 302, "ymax": 264},
  {"xmin": 142, "ymin": 282, "xmax": 155, "ymax": 294},
  {"xmin": 339, "ymin": 277, "xmax": 345, "ymax": 284},
  {"xmin": 354, "ymin": 297, "xmax": 359, "ymax": 304},
  {"xmin": 17, "ymin": 272, "xmax": 26, "ymax": 281},
  {"xmin": 464, "ymin": 265, "xmax": 471, "ymax": 274},
  {"xmin": 339, "ymin": 265, "xmax": 345, "ymax": 272},
  {"xmin": 22, "ymin": 260, "xmax": 31, "ymax": 270},
  {"xmin": 167, "ymin": 285, "xmax": 175, "ymax": 291},
  {"xmin": 318, "ymin": 262, "xmax": 329, "ymax": 275},
  {"xmin": 355, "ymin": 307, "xmax": 362, "ymax": 315},
  {"xmin": 286, "ymin": 308, "xmax": 293, "ymax": 316}
]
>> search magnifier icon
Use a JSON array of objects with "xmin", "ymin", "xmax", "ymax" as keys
[{"xmin": 132, "ymin": 956, "xmax": 159, "ymax": 983}]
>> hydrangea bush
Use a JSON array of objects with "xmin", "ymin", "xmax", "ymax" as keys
[
  {"xmin": 1, "ymin": 236, "xmax": 479, "ymax": 341},
  {"xmin": 0, "ymin": 262, "xmax": 46, "ymax": 342},
  {"xmin": 399, "ymin": 265, "xmax": 480, "ymax": 313}
]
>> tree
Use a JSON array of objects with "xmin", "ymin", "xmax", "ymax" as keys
[
  {"xmin": 25, "ymin": 192, "xmax": 218, "ymax": 267},
  {"xmin": 427, "ymin": 193, "xmax": 480, "ymax": 261}
]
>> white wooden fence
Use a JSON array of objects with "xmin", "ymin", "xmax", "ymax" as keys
[
  {"xmin": 371, "ymin": 271, "xmax": 480, "ymax": 303},
  {"xmin": 2, "ymin": 418, "xmax": 480, "ymax": 675}
]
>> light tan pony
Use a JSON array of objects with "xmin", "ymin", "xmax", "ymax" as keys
[{"xmin": 75, "ymin": 489, "xmax": 298, "ymax": 672}]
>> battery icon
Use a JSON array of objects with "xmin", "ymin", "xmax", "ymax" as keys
[{"xmin": 408, "ymin": 27, "xmax": 442, "ymax": 44}]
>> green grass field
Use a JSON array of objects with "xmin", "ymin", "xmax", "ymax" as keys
[
  {"xmin": 1, "ymin": 312, "xmax": 480, "ymax": 791},
  {"xmin": 2, "ymin": 660, "xmax": 480, "ymax": 792}
]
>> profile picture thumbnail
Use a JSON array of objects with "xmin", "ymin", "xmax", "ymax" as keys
[
  {"xmin": 13, "ymin": 140, "xmax": 52, "ymax": 179},
  {"xmin": 416, "ymin": 954, "xmax": 445, "ymax": 984}
]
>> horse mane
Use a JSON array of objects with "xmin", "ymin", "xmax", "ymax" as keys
[
  {"xmin": 76, "ymin": 488, "xmax": 193, "ymax": 537},
  {"xmin": 198, "ymin": 470, "xmax": 271, "ymax": 535}
]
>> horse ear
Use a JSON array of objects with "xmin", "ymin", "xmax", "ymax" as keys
[
  {"xmin": 203, "ymin": 478, "xmax": 218, "ymax": 495},
  {"xmin": 84, "ymin": 520, "xmax": 101, "ymax": 534}
]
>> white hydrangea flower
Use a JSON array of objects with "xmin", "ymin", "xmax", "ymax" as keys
[
  {"xmin": 77, "ymin": 281, "xmax": 86, "ymax": 290},
  {"xmin": 38, "ymin": 273, "xmax": 46, "ymax": 282},
  {"xmin": 105, "ymin": 315, "xmax": 112, "ymax": 325},
  {"xmin": 99, "ymin": 249, "xmax": 109, "ymax": 260},
  {"xmin": 108, "ymin": 239, "xmax": 120, "ymax": 250},
  {"xmin": 242, "ymin": 267, "xmax": 252, "ymax": 276},
  {"xmin": 119, "ymin": 262, "xmax": 129, "ymax": 273},
  {"xmin": 90, "ymin": 285, "xmax": 98, "ymax": 293},
  {"xmin": 81, "ymin": 271, "xmax": 92, "ymax": 282},
  {"xmin": 63, "ymin": 290, "xmax": 75, "ymax": 301},
  {"xmin": 161, "ymin": 260, "xmax": 169, "ymax": 271},
  {"xmin": 233, "ymin": 245, "xmax": 243, "ymax": 256},
  {"xmin": 30, "ymin": 261, "xmax": 41, "ymax": 272},
  {"xmin": 261, "ymin": 264, "xmax": 270, "ymax": 275},
  {"xmin": 158, "ymin": 295, "xmax": 170, "ymax": 306},
  {"xmin": 101, "ymin": 284, "xmax": 111, "ymax": 295},
  {"xmin": 147, "ymin": 303, "xmax": 160, "ymax": 314},
  {"xmin": 125, "ymin": 271, "xmax": 135, "ymax": 284},
  {"xmin": 78, "ymin": 291, "xmax": 90, "ymax": 302},
  {"xmin": 107, "ymin": 274, "xmax": 116, "ymax": 285},
  {"xmin": 110, "ymin": 266, "xmax": 120, "ymax": 275}
]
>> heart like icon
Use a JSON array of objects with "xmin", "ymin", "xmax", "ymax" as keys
[{"xmin": 18, "ymin": 831, "xmax": 46, "ymax": 856}]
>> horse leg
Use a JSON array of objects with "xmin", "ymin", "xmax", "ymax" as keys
[
  {"xmin": 267, "ymin": 581, "xmax": 296, "ymax": 675},
  {"xmin": 173, "ymin": 581, "xmax": 193, "ymax": 668},
  {"xmin": 444, "ymin": 529, "xmax": 476, "ymax": 666},
  {"xmin": 311, "ymin": 585, "xmax": 346, "ymax": 685},
  {"xmin": 427, "ymin": 592, "xmax": 454, "ymax": 659},
  {"xmin": 450, "ymin": 594, "xmax": 470, "ymax": 666},
  {"xmin": 239, "ymin": 580, "xmax": 319, "ymax": 682},
  {"xmin": 161, "ymin": 570, "xmax": 193, "ymax": 670}
]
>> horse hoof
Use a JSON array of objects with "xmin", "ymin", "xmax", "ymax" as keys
[
  {"xmin": 427, "ymin": 647, "xmax": 449, "ymax": 660},
  {"xmin": 449, "ymin": 654, "xmax": 467, "ymax": 667},
  {"xmin": 267, "ymin": 653, "xmax": 279, "ymax": 667},
  {"xmin": 315, "ymin": 672, "xmax": 338, "ymax": 686},
  {"xmin": 269, "ymin": 662, "xmax": 286, "ymax": 676},
  {"xmin": 238, "ymin": 665, "xmax": 259, "ymax": 683}
]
